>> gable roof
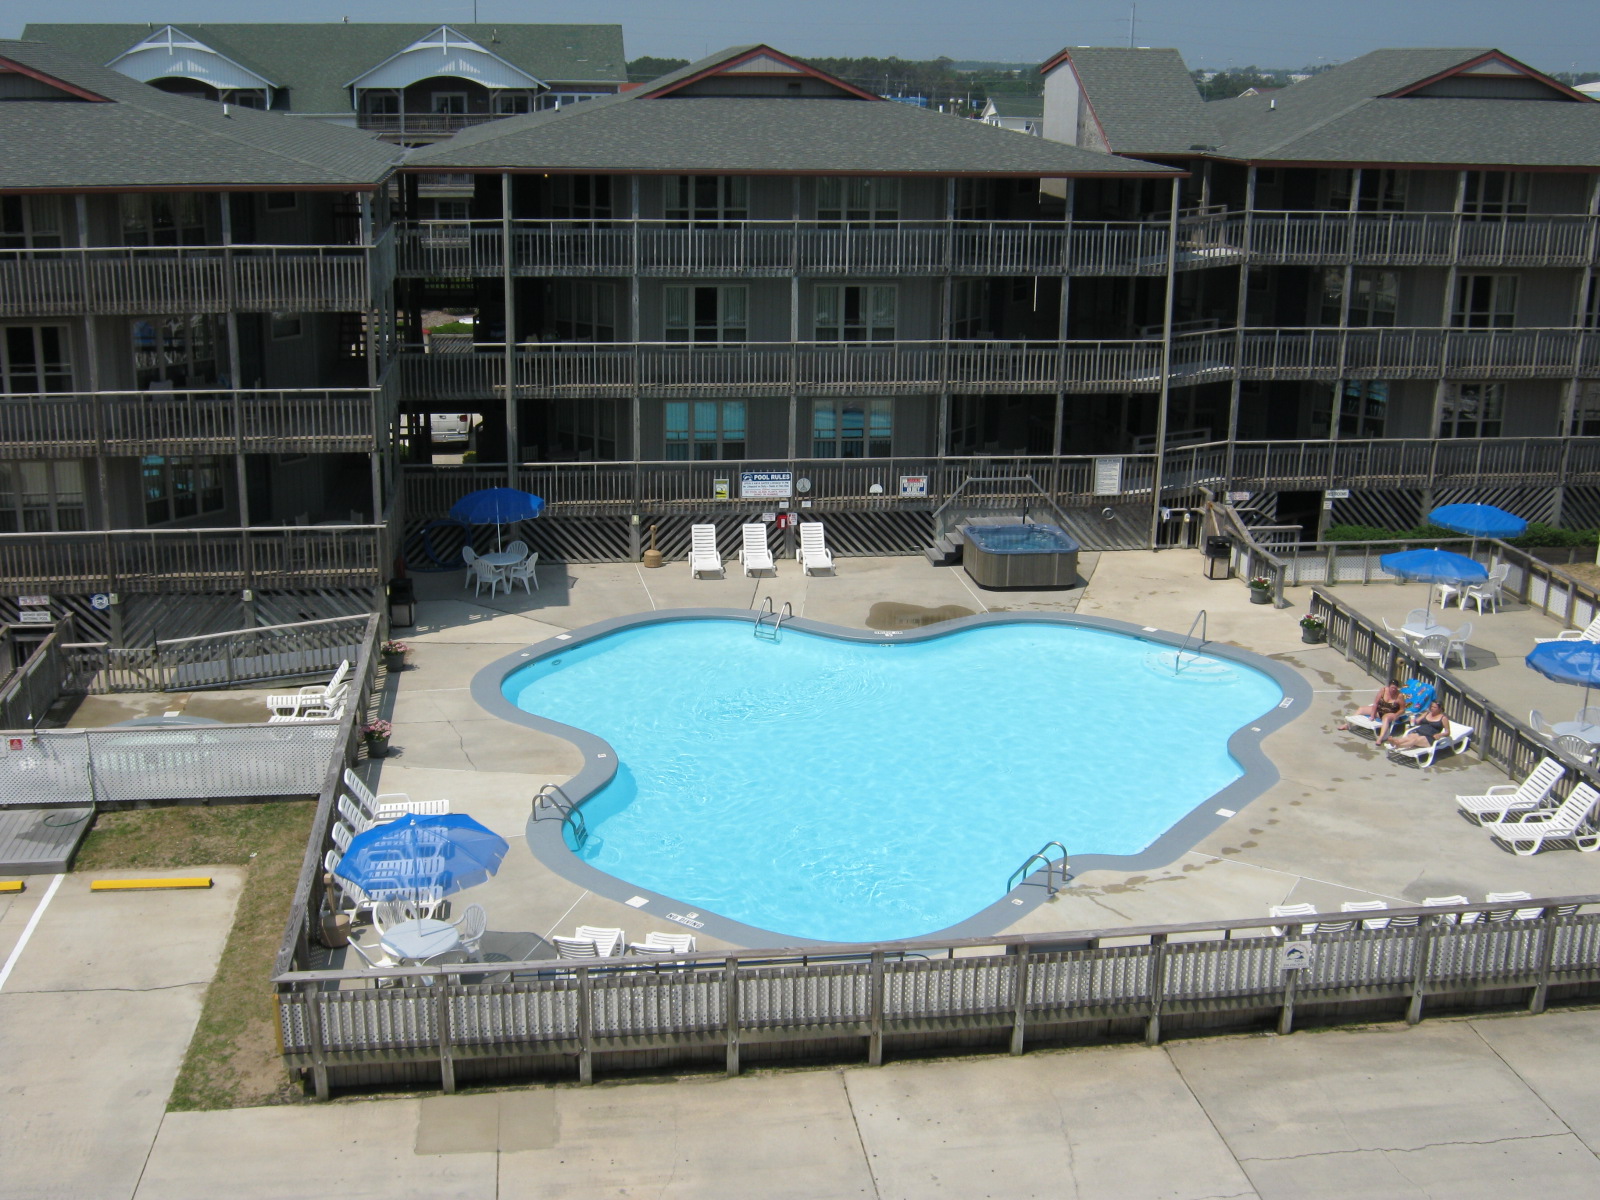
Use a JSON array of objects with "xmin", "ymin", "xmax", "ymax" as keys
[
  {"xmin": 408, "ymin": 46, "xmax": 1176, "ymax": 177},
  {"xmin": 1210, "ymin": 48, "xmax": 1600, "ymax": 167},
  {"xmin": 21, "ymin": 23, "xmax": 626, "ymax": 114},
  {"xmin": 0, "ymin": 39, "xmax": 401, "ymax": 191},
  {"xmin": 1041, "ymin": 47, "xmax": 1217, "ymax": 156}
]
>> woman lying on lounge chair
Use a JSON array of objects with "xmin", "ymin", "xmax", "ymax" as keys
[
  {"xmin": 1340, "ymin": 680, "xmax": 1405, "ymax": 739},
  {"xmin": 1381, "ymin": 700, "xmax": 1447, "ymax": 751}
]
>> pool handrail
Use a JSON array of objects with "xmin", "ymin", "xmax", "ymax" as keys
[
  {"xmin": 1007, "ymin": 841, "xmax": 1069, "ymax": 895},
  {"xmin": 533, "ymin": 782, "xmax": 589, "ymax": 847},
  {"xmin": 1175, "ymin": 609, "xmax": 1208, "ymax": 672}
]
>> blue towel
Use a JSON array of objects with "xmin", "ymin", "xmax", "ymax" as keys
[{"xmin": 1401, "ymin": 680, "xmax": 1435, "ymax": 713}]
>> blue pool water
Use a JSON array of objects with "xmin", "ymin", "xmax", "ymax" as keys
[{"xmin": 502, "ymin": 619, "xmax": 1282, "ymax": 943}]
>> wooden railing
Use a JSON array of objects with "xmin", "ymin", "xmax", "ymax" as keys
[
  {"xmin": 1236, "ymin": 326, "xmax": 1600, "ymax": 380},
  {"xmin": 0, "ymin": 243, "xmax": 374, "ymax": 315},
  {"xmin": 0, "ymin": 613, "xmax": 76, "ymax": 729},
  {"xmin": 1246, "ymin": 210, "xmax": 1598, "ymax": 267},
  {"xmin": 0, "ymin": 526, "xmax": 385, "ymax": 594},
  {"xmin": 273, "ymin": 892, "xmax": 1600, "ymax": 1096},
  {"xmin": 0, "ymin": 388, "xmax": 383, "ymax": 458}
]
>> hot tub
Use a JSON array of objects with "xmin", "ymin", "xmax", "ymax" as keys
[{"xmin": 961, "ymin": 522, "xmax": 1080, "ymax": 589}]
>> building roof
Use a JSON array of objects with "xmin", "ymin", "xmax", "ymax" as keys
[
  {"xmin": 20, "ymin": 23, "xmax": 628, "ymax": 114},
  {"xmin": 0, "ymin": 39, "xmax": 400, "ymax": 191},
  {"xmin": 410, "ymin": 45, "xmax": 1175, "ymax": 177},
  {"xmin": 986, "ymin": 95, "xmax": 1043, "ymax": 119},
  {"xmin": 1209, "ymin": 48, "xmax": 1600, "ymax": 166},
  {"xmin": 1040, "ymin": 47, "xmax": 1217, "ymax": 156}
]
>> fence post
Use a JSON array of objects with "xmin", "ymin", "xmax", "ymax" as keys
[
  {"xmin": 436, "ymin": 978, "xmax": 456, "ymax": 1094},
  {"xmin": 868, "ymin": 950, "xmax": 886, "ymax": 1066},
  {"xmin": 1010, "ymin": 946, "xmax": 1030, "ymax": 1055},
  {"xmin": 1406, "ymin": 924, "xmax": 1434, "ymax": 1025},
  {"xmin": 1529, "ymin": 908, "xmax": 1560, "ymax": 1015},
  {"xmin": 724, "ymin": 957, "xmax": 740, "ymax": 1077},
  {"xmin": 1144, "ymin": 935, "xmax": 1168, "ymax": 1046},
  {"xmin": 576, "ymin": 967, "xmax": 593, "ymax": 1085},
  {"xmin": 303, "ymin": 984, "xmax": 330, "ymax": 1101}
]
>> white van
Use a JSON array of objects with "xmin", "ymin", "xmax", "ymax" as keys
[{"xmin": 430, "ymin": 413, "xmax": 473, "ymax": 445}]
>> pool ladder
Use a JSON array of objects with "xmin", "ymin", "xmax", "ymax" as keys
[
  {"xmin": 754, "ymin": 596, "xmax": 792, "ymax": 640},
  {"xmin": 1007, "ymin": 841, "xmax": 1070, "ymax": 896},
  {"xmin": 534, "ymin": 782, "xmax": 589, "ymax": 847},
  {"xmin": 1174, "ymin": 609, "xmax": 1207, "ymax": 672}
]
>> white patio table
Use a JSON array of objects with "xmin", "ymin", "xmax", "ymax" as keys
[{"xmin": 380, "ymin": 918, "xmax": 462, "ymax": 964}]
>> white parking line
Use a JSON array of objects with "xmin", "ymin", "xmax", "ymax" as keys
[{"xmin": 0, "ymin": 872, "xmax": 64, "ymax": 992}]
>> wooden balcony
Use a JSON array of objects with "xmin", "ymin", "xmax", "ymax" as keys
[
  {"xmin": 0, "ymin": 526, "xmax": 385, "ymax": 595},
  {"xmin": 1245, "ymin": 211, "xmax": 1598, "ymax": 268},
  {"xmin": 0, "ymin": 388, "xmax": 386, "ymax": 460},
  {"xmin": 1234, "ymin": 327, "xmax": 1600, "ymax": 380},
  {"xmin": 398, "ymin": 339, "xmax": 1167, "ymax": 399},
  {"xmin": 395, "ymin": 219, "xmax": 1187, "ymax": 279},
  {"xmin": 0, "ymin": 243, "xmax": 381, "ymax": 316}
]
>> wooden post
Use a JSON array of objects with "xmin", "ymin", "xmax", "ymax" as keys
[
  {"xmin": 303, "ymin": 984, "xmax": 330, "ymax": 1101},
  {"xmin": 576, "ymin": 967, "xmax": 593, "ymax": 1085},
  {"xmin": 436, "ymin": 978, "xmax": 456, "ymax": 1093},
  {"xmin": 1144, "ymin": 936, "xmax": 1168, "ymax": 1046},
  {"xmin": 1529, "ymin": 908, "xmax": 1560, "ymax": 1014},
  {"xmin": 1010, "ymin": 946, "xmax": 1030, "ymax": 1055},
  {"xmin": 724, "ymin": 957, "xmax": 741, "ymax": 1077},
  {"xmin": 1406, "ymin": 924, "xmax": 1434, "ymax": 1025},
  {"xmin": 868, "ymin": 950, "xmax": 886, "ymax": 1066}
]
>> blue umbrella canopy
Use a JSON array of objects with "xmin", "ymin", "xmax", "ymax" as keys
[
  {"xmin": 1527, "ymin": 640, "xmax": 1600, "ymax": 707},
  {"xmin": 449, "ymin": 487, "xmax": 545, "ymax": 527},
  {"xmin": 1379, "ymin": 548, "xmax": 1488, "ymax": 585},
  {"xmin": 333, "ymin": 813, "xmax": 509, "ymax": 898},
  {"xmin": 1428, "ymin": 503, "xmax": 1527, "ymax": 539}
]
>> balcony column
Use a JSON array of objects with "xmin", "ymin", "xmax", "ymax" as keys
[
  {"xmin": 502, "ymin": 173, "xmax": 517, "ymax": 487},
  {"xmin": 1428, "ymin": 171, "xmax": 1471, "ymax": 483},
  {"xmin": 220, "ymin": 193, "xmax": 250, "ymax": 529},
  {"xmin": 1148, "ymin": 177, "xmax": 1180, "ymax": 548},
  {"xmin": 359, "ymin": 192, "xmax": 383, "ymax": 526},
  {"xmin": 631, "ymin": 177, "xmax": 643, "ymax": 483},
  {"xmin": 1054, "ymin": 274, "xmax": 1070, "ymax": 455},
  {"xmin": 1225, "ymin": 168, "xmax": 1258, "ymax": 488},
  {"xmin": 76, "ymin": 195, "xmax": 112, "ymax": 527}
]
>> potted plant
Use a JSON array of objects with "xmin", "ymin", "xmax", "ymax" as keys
[
  {"xmin": 381, "ymin": 640, "xmax": 409, "ymax": 672},
  {"xmin": 1299, "ymin": 612, "xmax": 1327, "ymax": 644},
  {"xmin": 1248, "ymin": 576, "xmax": 1274, "ymax": 605},
  {"xmin": 362, "ymin": 718, "xmax": 393, "ymax": 759}
]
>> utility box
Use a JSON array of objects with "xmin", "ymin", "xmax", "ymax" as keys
[
  {"xmin": 1204, "ymin": 535, "xmax": 1232, "ymax": 580},
  {"xmin": 387, "ymin": 577, "xmax": 416, "ymax": 628}
]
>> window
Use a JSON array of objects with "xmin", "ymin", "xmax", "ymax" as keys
[
  {"xmin": 0, "ymin": 461, "xmax": 87, "ymax": 533},
  {"xmin": 550, "ymin": 397, "xmax": 618, "ymax": 460},
  {"xmin": 142, "ymin": 455, "xmax": 226, "ymax": 524},
  {"xmin": 665, "ymin": 176, "xmax": 747, "ymax": 227},
  {"xmin": 954, "ymin": 179, "xmax": 989, "ymax": 220},
  {"xmin": 1463, "ymin": 172, "xmax": 1529, "ymax": 221},
  {"xmin": 132, "ymin": 315, "xmax": 223, "ymax": 389},
  {"xmin": 813, "ymin": 399, "xmax": 892, "ymax": 457},
  {"xmin": 221, "ymin": 89, "xmax": 265, "ymax": 109},
  {"xmin": 951, "ymin": 280, "xmax": 988, "ymax": 339},
  {"xmin": 1452, "ymin": 275, "xmax": 1517, "ymax": 328},
  {"xmin": 1, "ymin": 196, "xmax": 62, "ymax": 252},
  {"xmin": 1328, "ymin": 169, "xmax": 1408, "ymax": 213},
  {"xmin": 814, "ymin": 285, "xmax": 895, "ymax": 342},
  {"xmin": 817, "ymin": 178, "xmax": 900, "ymax": 227},
  {"xmin": 549, "ymin": 176, "xmax": 613, "ymax": 223},
  {"xmin": 363, "ymin": 91, "xmax": 400, "ymax": 116},
  {"xmin": 664, "ymin": 400, "xmax": 746, "ymax": 460},
  {"xmin": 493, "ymin": 91, "xmax": 535, "ymax": 116},
  {"xmin": 1312, "ymin": 381, "xmax": 1389, "ymax": 438},
  {"xmin": 120, "ymin": 193, "xmax": 206, "ymax": 246},
  {"xmin": 1440, "ymin": 383, "xmax": 1504, "ymax": 438},
  {"xmin": 548, "ymin": 281, "xmax": 617, "ymax": 342},
  {"xmin": 2, "ymin": 326, "xmax": 72, "ymax": 393},
  {"xmin": 270, "ymin": 312, "xmax": 303, "ymax": 340},
  {"xmin": 665, "ymin": 286, "xmax": 746, "ymax": 342},
  {"xmin": 431, "ymin": 93, "xmax": 467, "ymax": 115},
  {"xmin": 1570, "ymin": 383, "xmax": 1600, "ymax": 437},
  {"xmin": 1321, "ymin": 269, "xmax": 1397, "ymax": 327},
  {"xmin": 263, "ymin": 192, "xmax": 297, "ymax": 212},
  {"xmin": 1584, "ymin": 278, "xmax": 1600, "ymax": 329}
]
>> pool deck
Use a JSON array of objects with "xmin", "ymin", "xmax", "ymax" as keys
[{"xmin": 354, "ymin": 548, "xmax": 1598, "ymax": 965}]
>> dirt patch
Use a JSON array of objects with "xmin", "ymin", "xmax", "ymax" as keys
[
  {"xmin": 76, "ymin": 801, "xmax": 316, "ymax": 1110},
  {"xmin": 865, "ymin": 601, "xmax": 977, "ymax": 630}
]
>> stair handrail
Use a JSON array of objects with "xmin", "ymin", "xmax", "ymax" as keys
[
  {"xmin": 1006, "ymin": 841, "xmax": 1069, "ymax": 895},
  {"xmin": 1175, "ymin": 609, "xmax": 1207, "ymax": 672},
  {"xmin": 533, "ymin": 782, "xmax": 589, "ymax": 846}
]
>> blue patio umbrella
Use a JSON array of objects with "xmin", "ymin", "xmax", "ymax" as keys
[
  {"xmin": 1427, "ymin": 503, "xmax": 1527, "ymax": 540},
  {"xmin": 1527, "ymin": 639, "xmax": 1600, "ymax": 709},
  {"xmin": 333, "ymin": 813, "xmax": 509, "ymax": 899},
  {"xmin": 449, "ymin": 487, "xmax": 545, "ymax": 550},
  {"xmin": 1379, "ymin": 547, "xmax": 1488, "ymax": 620}
]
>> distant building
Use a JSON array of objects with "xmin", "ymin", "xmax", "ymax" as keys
[
  {"xmin": 20, "ymin": 22, "xmax": 627, "ymax": 143},
  {"xmin": 979, "ymin": 95, "xmax": 1043, "ymax": 135}
]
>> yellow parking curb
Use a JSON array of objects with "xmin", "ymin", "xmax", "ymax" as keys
[
  {"xmin": 0, "ymin": 881, "xmax": 23, "ymax": 893},
  {"xmin": 90, "ymin": 877, "xmax": 213, "ymax": 892}
]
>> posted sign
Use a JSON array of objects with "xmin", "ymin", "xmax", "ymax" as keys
[
  {"xmin": 1093, "ymin": 457, "xmax": 1124, "ymax": 496},
  {"xmin": 899, "ymin": 475, "xmax": 928, "ymax": 497},
  {"xmin": 740, "ymin": 471, "xmax": 793, "ymax": 500}
]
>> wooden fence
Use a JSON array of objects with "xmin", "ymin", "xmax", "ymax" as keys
[
  {"xmin": 275, "ymin": 895, "xmax": 1600, "ymax": 1098},
  {"xmin": 0, "ymin": 613, "xmax": 76, "ymax": 729}
]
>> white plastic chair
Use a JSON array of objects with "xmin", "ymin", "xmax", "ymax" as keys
[
  {"xmin": 337, "ymin": 794, "xmax": 372, "ymax": 835},
  {"xmin": 343, "ymin": 768, "xmax": 450, "ymax": 822},
  {"xmin": 1267, "ymin": 903, "xmax": 1317, "ymax": 936},
  {"xmin": 798, "ymin": 522, "xmax": 835, "ymax": 576},
  {"xmin": 1413, "ymin": 632, "xmax": 1449, "ymax": 668},
  {"xmin": 462, "ymin": 545, "xmax": 479, "ymax": 589},
  {"xmin": 1423, "ymin": 895, "xmax": 1471, "ymax": 924},
  {"xmin": 689, "ymin": 524, "xmax": 724, "ymax": 578},
  {"xmin": 1443, "ymin": 621, "xmax": 1471, "ymax": 670},
  {"xmin": 330, "ymin": 821, "xmax": 353, "ymax": 855},
  {"xmin": 1339, "ymin": 900, "xmax": 1390, "ymax": 929},
  {"xmin": 266, "ymin": 660, "xmax": 350, "ymax": 717},
  {"xmin": 627, "ymin": 931, "xmax": 697, "ymax": 955},
  {"xmin": 1483, "ymin": 891, "xmax": 1544, "ymax": 920},
  {"xmin": 504, "ymin": 540, "xmax": 529, "ymax": 560},
  {"xmin": 471, "ymin": 557, "xmax": 507, "ymax": 597},
  {"xmin": 505, "ymin": 551, "xmax": 540, "ymax": 592},
  {"xmin": 453, "ymin": 903, "xmax": 488, "ymax": 959},
  {"xmin": 1482, "ymin": 785, "xmax": 1600, "ymax": 856},
  {"xmin": 1388, "ymin": 720, "xmax": 1472, "ymax": 768},
  {"xmin": 553, "ymin": 936, "xmax": 600, "ymax": 960},
  {"xmin": 1555, "ymin": 734, "xmax": 1596, "ymax": 765},
  {"xmin": 1463, "ymin": 564, "xmax": 1508, "ymax": 614},
  {"xmin": 574, "ymin": 925, "xmax": 624, "ymax": 957},
  {"xmin": 738, "ymin": 523, "xmax": 775, "ymax": 577},
  {"xmin": 1530, "ymin": 709, "xmax": 1556, "ymax": 740},
  {"xmin": 1456, "ymin": 756, "xmax": 1565, "ymax": 824}
]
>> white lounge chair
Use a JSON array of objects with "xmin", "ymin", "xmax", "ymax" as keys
[
  {"xmin": 342, "ymin": 767, "xmax": 450, "ymax": 822},
  {"xmin": 1423, "ymin": 895, "xmax": 1471, "ymax": 925},
  {"xmin": 553, "ymin": 936, "xmax": 600, "ymax": 960},
  {"xmin": 798, "ymin": 522, "xmax": 835, "ymax": 575},
  {"xmin": 574, "ymin": 925, "xmax": 624, "ymax": 957},
  {"xmin": 1267, "ymin": 903, "xmax": 1317, "ymax": 935},
  {"xmin": 1388, "ymin": 720, "xmax": 1473, "ymax": 768},
  {"xmin": 268, "ymin": 701, "xmax": 345, "ymax": 724},
  {"xmin": 628, "ymin": 931, "xmax": 696, "ymax": 955},
  {"xmin": 266, "ymin": 660, "xmax": 350, "ymax": 717},
  {"xmin": 1482, "ymin": 891, "xmax": 1543, "ymax": 921},
  {"xmin": 1483, "ymin": 783, "xmax": 1600, "ymax": 855},
  {"xmin": 505, "ymin": 551, "xmax": 539, "ymax": 592},
  {"xmin": 1534, "ymin": 613, "xmax": 1600, "ymax": 644},
  {"xmin": 1456, "ymin": 756, "xmax": 1565, "ymax": 824},
  {"xmin": 1339, "ymin": 900, "xmax": 1390, "ymax": 930},
  {"xmin": 689, "ymin": 523, "xmax": 724, "ymax": 578},
  {"xmin": 738, "ymin": 523, "xmax": 774, "ymax": 577}
]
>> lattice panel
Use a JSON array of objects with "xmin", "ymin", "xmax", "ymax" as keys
[
  {"xmin": 1327, "ymin": 489, "xmax": 1421, "ymax": 532},
  {"xmin": 1560, "ymin": 487, "xmax": 1600, "ymax": 529},
  {"xmin": 254, "ymin": 589, "xmax": 378, "ymax": 627},
  {"xmin": 1430, "ymin": 486, "xmax": 1556, "ymax": 527},
  {"xmin": 0, "ymin": 593, "xmax": 112, "ymax": 641},
  {"xmin": 122, "ymin": 593, "xmax": 249, "ymax": 647}
]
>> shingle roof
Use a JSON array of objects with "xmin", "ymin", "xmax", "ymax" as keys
[
  {"xmin": 0, "ymin": 40, "xmax": 401, "ymax": 190},
  {"xmin": 410, "ymin": 44, "xmax": 1174, "ymax": 177},
  {"xmin": 408, "ymin": 92, "xmax": 1176, "ymax": 175},
  {"xmin": 1042, "ymin": 47, "xmax": 1217, "ymax": 156},
  {"xmin": 21, "ymin": 23, "xmax": 628, "ymax": 115},
  {"xmin": 1209, "ymin": 48, "xmax": 1600, "ymax": 166}
]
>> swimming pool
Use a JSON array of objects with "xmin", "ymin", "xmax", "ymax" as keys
[{"xmin": 493, "ymin": 613, "xmax": 1295, "ymax": 945}]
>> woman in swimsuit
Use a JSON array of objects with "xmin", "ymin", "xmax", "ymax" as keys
[
  {"xmin": 1341, "ymin": 680, "xmax": 1405, "ymax": 740},
  {"xmin": 1383, "ymin": 700, "xmax": 1447, "ymax": 751}
]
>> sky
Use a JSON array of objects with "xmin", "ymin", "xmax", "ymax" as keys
[{"xmin": 2, "ymin": 0, "xmax": 1595, "ymax": 73}]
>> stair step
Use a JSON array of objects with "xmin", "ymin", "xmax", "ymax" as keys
[{"xmin": 924, "ymin": 535, "xmax": 963, "ymax": 566}]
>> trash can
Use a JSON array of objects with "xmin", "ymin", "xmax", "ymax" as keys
[
  {"xmin": 1204, "ymin": 535, "xmax": 1232, "ymax": 581},
  {"xmin": 387, "ymin": 577, "xmax": 416, "ymax": 628}
]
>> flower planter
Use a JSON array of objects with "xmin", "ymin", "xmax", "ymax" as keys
[
  {"xmin": 1249, "ymin": 589, "xmax": 1272, "ymax": 605},
  {"xmin": 383, "ymin": 652, "xmax": 406, "ymax": 673},
  {"xmin": 364, "ymin": 735, "xmax": 390, "ymax": 759},
  {"xmin": 1301, "ymin": 627, "xmax": 1326, "ymax": 644}
]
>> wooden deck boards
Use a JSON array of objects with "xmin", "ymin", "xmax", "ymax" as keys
[{"xmin": 0, "ymin": 806, "xmax": 93, "ymax": 874}]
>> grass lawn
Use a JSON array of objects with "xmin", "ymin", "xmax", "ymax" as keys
[{"xmin": 75, "ymin": 801, "xmax": 317, "ymax": 1110}]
